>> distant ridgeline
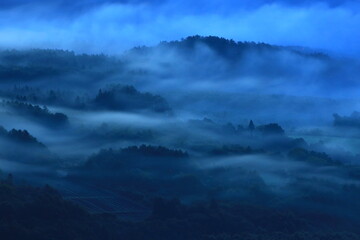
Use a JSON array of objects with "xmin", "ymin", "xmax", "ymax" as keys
[
  {"xmin": 0, "ymin": 36, "xmax": 329, "ymax": 78},
  {"xmin": 126, "ymin": 35, "xmax": 333, "ymax": 81},
  {"xmin": 0, "ymin": 49, "xmax": 121, "ymax": 81},
  {"xmin": 0, "ymin": 36, "xmax": 333, "ymax": 85},
  {"xmin": 130, "ymin": 35, "xmax": 327, "ymax": 60}
]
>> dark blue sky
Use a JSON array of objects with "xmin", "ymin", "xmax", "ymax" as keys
[{"xmin": 0, "ymin": 0, "xmax": 359, "ymax": 55}]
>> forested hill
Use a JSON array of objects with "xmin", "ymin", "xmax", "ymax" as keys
[
  {"xmin": 129, "ymin": 35, "xmax": 328, "ymax": 61},
  {"xmin": 0, "ymin": 36, "xmax": 358, "ymax": 97},
  {"xmin": 0, "ymin": 36, "xmax": 331, "ymax": 82},
  {"xmin": 124, "ymin": 36, "xmax": 359, "ymax": 97}
]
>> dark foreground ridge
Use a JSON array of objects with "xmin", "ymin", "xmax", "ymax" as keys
[{"xmin": 1, "ymin": 177, "xmax": 360, "ymax": 240}]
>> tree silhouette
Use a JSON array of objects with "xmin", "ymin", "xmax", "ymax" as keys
[{"xmin": 248, "ymin": 120, "xmax": 255, "ymax": 132}]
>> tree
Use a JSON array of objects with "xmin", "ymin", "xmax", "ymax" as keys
[{"xmin": 248, "ymin": 120, "xmax": 255, "ymax": 132}]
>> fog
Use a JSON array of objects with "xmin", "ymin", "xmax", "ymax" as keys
[
  {"xmin": 1, "ymin": 35, "xmax": 360, "ymax": 239},
  {"xmin": 2, "ymin": 0, "xmax": 360, "ymax": 56},
  {"xmin": 2, "ymin": 0, "xmax": 360, "ymax": 238}
]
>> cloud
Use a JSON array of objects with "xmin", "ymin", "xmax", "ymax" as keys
[
  {"xmin": 0, "ymin": 0, "xmax": 360, "ymax": 55},
  {"xmin": 1, "ymin": 0, "xmax": 358, "ymax": 11}
]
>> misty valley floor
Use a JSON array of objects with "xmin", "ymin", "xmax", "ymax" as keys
[{"xmin": 1, "ymin": 37, "xmax": 360, "ymax": 239}]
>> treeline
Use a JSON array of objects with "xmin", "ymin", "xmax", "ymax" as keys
[
  {"xmin": 0, "ymin": 126, "xmax": 45, "ymax": 148},
  {"xmin": 72, "ymin": 141, "xmax": 360, "ymax": 205},
  {"xmin": 131, "ymin": 35, "xmax": 328, "ymax": 62},
  {"xmin": 333, "ymin": 111, "xmax": 360, "ymax": 128},
  {"xmin": 94, "ymin": 85, "xmax": 171, "ymax": 113},
  {"xmin": 84, "ymin": 145, "xmax": 189, "ymax": 173},
  {"xmin": 188, "ymin": 118, "xmax": 306, "ymax": 153},
  {"xmin": 0, "ymin": 126, "xmax": 54, "ymax": 164},
  {"xmin": 0, "ymin": 49, "xmax": 121, "ymax": 81},
  {"xmin": 1, "ymin": 100, "xmax": 68, "ymax": 128},
  {"xmin": 0, "ymin": 85, "xmax": 171, "ymax": 113},
  {"xmin": 189, "ymin": 118, "xmax": 285, "ymax": 136}
]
